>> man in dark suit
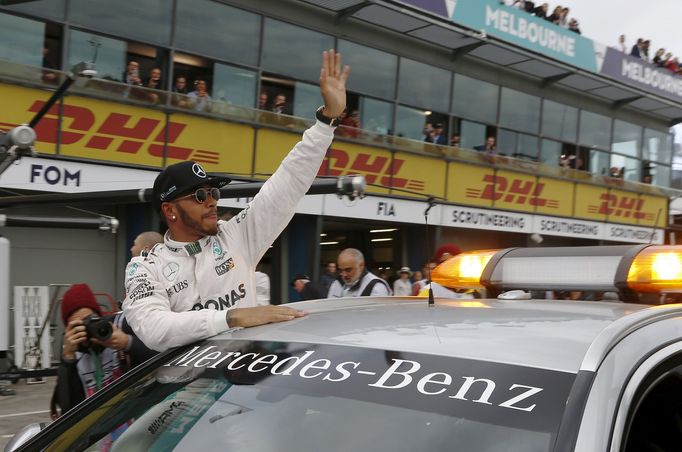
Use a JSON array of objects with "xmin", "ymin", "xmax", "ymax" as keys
[
  {"xmin": 474, "ymin": 136, "xmax": 496, "ymax": 153},
  {"xmin": 292, "ymin": 274, "xmax": 327, "ymax": 301}
]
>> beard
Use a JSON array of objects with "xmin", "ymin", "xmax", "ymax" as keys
[{"xmin": 176, "ymin": 203, "xmax": 218, "ymax": 237}]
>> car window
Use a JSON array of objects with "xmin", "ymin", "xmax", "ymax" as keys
[
  {"xmin": 41, "ymin": 340, "xmax": 576, "ymax": 452},
  {"xmin": 622, "ymin": 359, "xmax": 682, "ymax": 452}
]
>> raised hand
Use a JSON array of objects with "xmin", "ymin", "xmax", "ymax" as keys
[{"xmin": 319, "ymin": 49, "xmax": 350, "ymax": 118}]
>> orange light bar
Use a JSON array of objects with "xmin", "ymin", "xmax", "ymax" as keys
[
  {"xmin": 431, "ymin": 250, "xmax": 500, "ymax": 289},
  {"xmin": 627, "ymin": 246, "xmax": 682, "ymax": 293}
]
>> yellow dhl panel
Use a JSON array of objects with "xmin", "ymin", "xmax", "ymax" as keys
[
  {"xmin": 40, "ymin": 95, "xmax": 167, "ymax": 167},
  {"xmin": 535, "ymin": 177, "xmax": 573, "ymax": 216},
  {"xmin": 492, "ymin": 170, "xmax": 553, "ymax": 214},
  {"xmin": 447, "ymin": 162, "xmax": 494, "ymax": 208},
  {"xmin": 575, "ymin": 185, "xmax": 666, "ymax": 227},
  {"xmin": 166, "ymin": 113, "xmax": 254, "ymax": 174},
  {"xmin": 391, "ymin": 151, "xmax": 446, "ymax": 199},
  {"xmin": 253, "ymin": 128, "xmax": 304, "ymax": 177},
  {"xmin": 0, "ymin": 84, "xmax": 57, "ymax": 154}
]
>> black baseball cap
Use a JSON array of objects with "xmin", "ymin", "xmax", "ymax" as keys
[{"xmin": 152, "ymin": 161, "xmax": 231, "ymax": 212}]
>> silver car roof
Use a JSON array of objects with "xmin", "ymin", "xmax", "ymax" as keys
[{"xmin": 216, "ymin": 297, "xmax": 682, "ymax": 373}]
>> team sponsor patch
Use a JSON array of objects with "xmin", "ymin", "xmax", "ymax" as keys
[
  {"xmin": 166, "ymin": 280, "xmax": 189, "ymax": 297},
  {"xmin": 213, "ymin": 241, "xmax": 223, "ymax": 259},
  {"xmin": 191, "ymin": 283, "xmax": 246, "ymax": 310},
  {"xmin": 214, "ymin": 257, "xmax": 235, "ymax": 276},
  {"xmin": 127, "ymin": 262, "xmax": 139, "ymax": 277},
  {"xmin": 163, "ymin": 262, "xmax": 180, "ymax": 281},
  {"xmin": 129, "ymin": 281, "xmax": 154, "ymax": 302}
]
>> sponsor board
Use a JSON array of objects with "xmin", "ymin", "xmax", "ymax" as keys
[
  {"xmin": 442, "ymin": 204, "xmax": 533, "ymax": 233},
  {"xmin": 0, "ymin": 156, "xmax": 157, "ymax": 192},
  {"xmin": 533, "ymin": 216, "xmax": 604, "ymax": 239}
]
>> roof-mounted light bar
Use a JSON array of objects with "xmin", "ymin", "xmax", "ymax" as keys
[{"xmin": 432, "ymin": 245, "xmax": 682, "ymax": 303}]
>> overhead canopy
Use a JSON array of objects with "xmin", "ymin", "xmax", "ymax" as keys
[{"xmin": 300, "ymin": 0, "xmax": 682, "ymax": 124}]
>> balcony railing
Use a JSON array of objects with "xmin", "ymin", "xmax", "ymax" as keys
[{"xmin": 0, "ymin": 58, "xmax": 678, "ymax": 198}]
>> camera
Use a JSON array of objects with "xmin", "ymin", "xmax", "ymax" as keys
[{"xmin": 83, "ymin": 315, "xmax": 113, "ymax": 341}]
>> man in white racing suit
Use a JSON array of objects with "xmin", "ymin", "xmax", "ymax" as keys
[{"xmin": 123, "ymin": 50, "xmax": 350, "ymax": 351}]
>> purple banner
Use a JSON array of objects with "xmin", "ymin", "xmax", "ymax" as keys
[{"xmin": 599, "ymin": 48, "xmax": 682, "ymax": 103}]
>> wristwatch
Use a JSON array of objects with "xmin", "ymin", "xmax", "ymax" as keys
[{"xmin": 315, "ymin": 106, "xmax": 340, "ymax": 127}]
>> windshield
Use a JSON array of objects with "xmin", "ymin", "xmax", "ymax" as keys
[{"xmin": 42, "ymin": 340, "xmax": 576, "ymax": 452}]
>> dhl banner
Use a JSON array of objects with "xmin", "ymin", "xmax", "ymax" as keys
[
  {"xmin": 575, "ymin": 184, "xmax": 667, "ymax": 228},
  {"xmin": 0, "ymin": 82, "xmax": 667, "ymax": 228}
]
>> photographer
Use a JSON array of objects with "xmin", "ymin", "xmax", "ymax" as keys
[{"xmin": 51, "ymin": 283, "xmax": 155, "ymax": 419}]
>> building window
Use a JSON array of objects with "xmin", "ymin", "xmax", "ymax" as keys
[
  {"xmin": 69, "ymin": 0, "xmax": 172, "ymax": 45},
  {"xmin": 174, "ymin": 0, "xmax": 260, "ymax": 67},
  {"xmin": 610, "ymin": 154, "xmax": 640, "ymax": 181},
  {"xmin": 452, "ymin": 74, "xmax": 498, "ymax": 124},
  {"xmin": 70, "ymin": 30, "xmax": 166, "ymax": 88},
  {"xmin": 499, "ymin": 87, "xmax": 541, "ymax": 135},
  {"xmin": 293, "ymin": 81, "xmax": 323, "ymax": 119},
  {"xmin": 497, "ymin": 129, "xmax": 538, "ymax": 159},
  {"xmin": 612, "ymin": 120, "xmax": 642, "ymax": 158},
  {"xmin": 541, "ymin": 99, "xmax": 577, "ymax": 142},
  {"xmin": 0, "ymin": 0, "xmax": 65, "ymax": 21},
  {"xmin": 589, "ymin": 149, "xmax": 610, "ymax": 176},
  {"xmin": 212, "ymin": 63, "xmax": 257, "ymax": 108},
  {"xmin": 579, "ymin": 110, "xmax": 611, "ymax": 150},
  {"xmin": 460, "ymin": 120, "xmax": 487, "ymax": 150},
  {"xmin": 398, "ymin": 57, "xmax": 450, "ymax": 113},
  {"xmin": 360, "ymin": 97, "xmax": 392, "ymax": 135},
  {"xmin": 643, "ymin": 128, "xmax": 673, "ymax": 164},
  {"xmin": 395, "ymin": 105, "xmax": 430, "ymax": 140},
  {"xmin": 262, "ymin": 18, "xmax": 334, "ymax": 82},
  {"xmin": 338, "ymin": 40, "xmax": 397, "ymax": 100},
  {"xmin": 0, "ymin": 12, "xmax": 45, "ymax": 67}
]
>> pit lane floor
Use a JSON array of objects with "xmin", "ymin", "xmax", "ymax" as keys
[{"xmin": 0, "ymin": 377, "xmax": 56, "ymax": 450}]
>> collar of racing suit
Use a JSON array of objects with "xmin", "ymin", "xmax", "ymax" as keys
[{"xmin": 164, "ymin": 231, "xmax": 214, "ymax": 257}]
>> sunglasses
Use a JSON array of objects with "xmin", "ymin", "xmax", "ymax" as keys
[{"xmin": 176, "ymin": 187, "xmax": 221, "ymax": 203}]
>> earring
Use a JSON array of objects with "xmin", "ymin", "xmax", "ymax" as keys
[{"xmin": 171, "ymin": 215, "xmax": 176, "ymax": 221}]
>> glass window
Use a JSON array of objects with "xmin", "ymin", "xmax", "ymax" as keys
[
  {"xmin": 589, "ymin": 149, "xmax": 610, "ymax": 176},
  {"xmin": 579, "ymin": 111, "xmax": 611, "ymax": 150},
  {"xmin": 338, "ymin": 40, "xmax": 397, "ymax": 99},
  {"xmin": 293, "ymin": 81, "xmax": 323, "ymax": 119},
  {"xmin": 0, "ymin": 12, "xmax": 45, "ymax": 67},
  {"xmin": 69, "ymin": 0, "xmax": 171, "ymax": 45},
  {"xmin": 499, "ymin": 88, "xmax": 541, "ymax": 135},
  {"xmin": 212, "ymin": 63, "xmax": 256, "ymax": 107},
  {"xmin": 540, "ymin": 139, "xmax": 562, "ymax": 165},
  {"xmin": 497, "ymin": 129, "xmax": 516, "ymax": 156},
  {"xmin": 395, "ymin": 105, "xmax": 429, "ymax": 140},
  {"xmin": 611, "ymin": 154, "xmax": 640, "ymax": 182},
  {"xmin": 262, "ymin": 18, "xmax": 334, "ymax": 82},
  {"xmin": 651, "ymin": 164, "xmax": 671, "ymax": 187},
  {"xmin": 460, "ymin": 120, "xmax": 486, "ymax": 150},
  {"xmin": 541, "ymin": 100, "xmax": 577, "ymax": 142},
  {"xmin": 497, "ymin": 130, "xmax": 538, "ymax": 159},
  {"xmin": 360, "ymin": 97, "xmax": 393, "ymax": 135},
  {"xmin": 452, "ymin": 74, "xmax": 498, "ymax": 124},
  {"xmin": 175, "ymin": 0, "xmax": 259, "ymax": 66},
  {"xmin": 68, "ymin": 30, "xmax": 126, "ymax": 81},
  {"xmin": 398, "ymin": 58, "xmax": 450, "ymax": 112},
  {"xmin": 612, "ymin": 120, "xmax": 642, "ymax": 158},
  {"xmin": 643, "ymin": 128, "xmax": 673, "ymax": 164},
  {"xmin": 517, "ymin": 133, "xmax": 539, "ymax": 160},
  {"xmin": 0, "ymin": 0, "xmax": 65, "ymax": 20}
]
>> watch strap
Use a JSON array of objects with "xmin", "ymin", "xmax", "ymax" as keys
[{"xmin": 315, "ymin": 106, "xmax": 340, "ymax": 127}]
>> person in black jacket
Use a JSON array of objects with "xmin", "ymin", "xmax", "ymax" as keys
[{"xmin": 50, "ymin": 284, "xmax": 156, "ymax": 419}]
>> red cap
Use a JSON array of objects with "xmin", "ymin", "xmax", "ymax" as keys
[
  {"xmin": 434, "ymin": 244, "xmax": 462, "ymax": 263},
  {"xmin": 61, "ymin": 283, "xmax": 102, "ymax": 325}
]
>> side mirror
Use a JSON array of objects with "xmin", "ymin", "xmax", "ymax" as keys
[{"xmin": 4, "ymin": 422, "xmax": 47, "ymax": 452}]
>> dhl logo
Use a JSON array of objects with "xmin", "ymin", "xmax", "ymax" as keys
[
  {"xmin": 319, "ymin": 148, "xmax": 425, "ymax": 191},
  {"xmin": 588, "ymin": 193, "xmax": 654, "ymax": 220},
  {"xmin": 466, "ymin": 174, "xmax": 559, "ymax": 207},
  {"xmin": 19, "ymin": 101, "xmax": 220, "ymax": 164}
]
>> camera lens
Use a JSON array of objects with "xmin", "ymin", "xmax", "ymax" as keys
[{"xmin": 84, "ymin": 315, "xmax": 113, "ymax": 341}]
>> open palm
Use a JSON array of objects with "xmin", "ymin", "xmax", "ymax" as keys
[{"xmin": 319, "ymin": 50, "xmax": 350, "ymax": 118}]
